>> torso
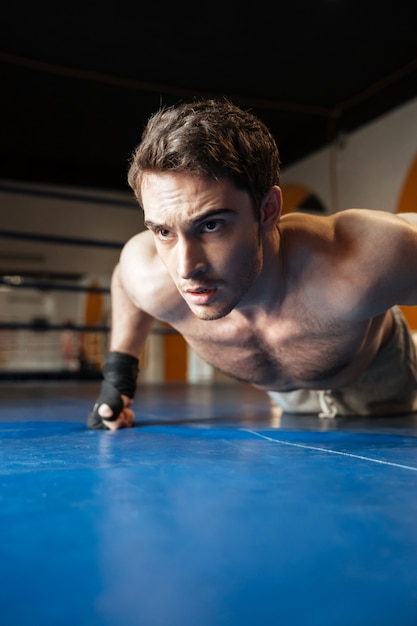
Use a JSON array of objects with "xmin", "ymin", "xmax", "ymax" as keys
[
  {"xmin": 121, "ymin": 213, "xmax": 395, "ymax": 392},
  {"xmin": 166, "ymin": 299, "xmax": 392, "ymax": 392}
]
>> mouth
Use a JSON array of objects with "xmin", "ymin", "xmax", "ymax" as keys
[{"xmin": 184, "ymin": 286, "xmax": 218, "ymax": 305}]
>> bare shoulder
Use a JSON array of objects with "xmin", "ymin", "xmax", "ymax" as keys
[
  {"xmin": 282, "ymin": 207, "xmax": 407, "ymax": 237},
  {"xmin": 331, "ymin": 208, "xmax": 417, "ymax": 267},
  {"xmin": 280, "ymin": 208, "xmax": 416, "ymax": 320},
  {"xmin": 282, "ymin": 208, "xmax": 415, "ymax": 255},
  {"xmin": 120, "ymin": 230, "xmax": 159, "ymax": 270},
  {"xmin": 332, "ymin": 207, "xmax": 407, "ymax": 235},
  {"xmin": 118, "ymin": 231, "xmax": 184, "ymax": 318}
]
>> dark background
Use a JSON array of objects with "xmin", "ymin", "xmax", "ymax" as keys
[{"xmin": 2, "ymin": 1, "xmax": 417, "ymax": 192}]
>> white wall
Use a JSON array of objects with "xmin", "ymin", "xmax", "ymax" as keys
[
  {"xmin": 281, "ymin": 97, "xmax": 417, "ymax": 214},
  {"xmin": 0, "ymin": 183, "xmax": 142, "ymax": 372},
  {"xmin": 0, "ymin": 181, "xmax": 143, "ymax": 276}
]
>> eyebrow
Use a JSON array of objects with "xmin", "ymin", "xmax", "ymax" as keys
[{"xmin": 144, "ymin": 208, "xmax": 236, "ymax": 230}]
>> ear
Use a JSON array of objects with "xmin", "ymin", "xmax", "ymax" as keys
[{"xmin": 260, "ymin": 186, "xmax": 282, "ymax": 231}]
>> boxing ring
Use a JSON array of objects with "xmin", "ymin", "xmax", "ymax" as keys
[
  {"xmin": 1, "ymin": 190, "xmax": 417, "ymax": 625},
  {"xmin": 1, "ymin": 381, "xmax": 417, "ymax": 626}
]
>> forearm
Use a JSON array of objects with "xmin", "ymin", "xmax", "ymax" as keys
[
  {"xmin": 88, "ymin": 265, "xmax": 153, "ymax": 429},
  {"xmin": 109, "ymin": 263, "xmax": 155, "ymax": 357},
  {"xmin": 87, "ymin": 265, "xmax": 155, "ymax": 429}
]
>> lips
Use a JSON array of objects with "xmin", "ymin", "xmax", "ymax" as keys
[
  {"xmin": 184, "ymin": 286, "xmax": 218, "ymax": 305},
  {"xmin": 187, "ymin": 287, "xmax": 212, "ymax": 294}
]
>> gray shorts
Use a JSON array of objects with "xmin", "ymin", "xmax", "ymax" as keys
[{"xmin": 268, "ymin": 308, "xmax": 417, "ymax": 417}]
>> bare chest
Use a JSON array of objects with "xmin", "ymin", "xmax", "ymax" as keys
[{"xmin": 177, "ymin": 314, "xmax": 382, "ymax": 391}]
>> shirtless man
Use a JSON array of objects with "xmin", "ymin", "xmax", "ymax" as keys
[{"xmin": 88, "ymin": 99, "xmax": 417, "ymax": 430}]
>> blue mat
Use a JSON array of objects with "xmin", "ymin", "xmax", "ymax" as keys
[{"xmin": 1, "ymin": 408, "xmax": 417, "ymax": 626}]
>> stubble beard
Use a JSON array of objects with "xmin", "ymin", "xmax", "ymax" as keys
[{"xmin": 186, "ymin": 242, "xmax": 263, "ymax": 322}]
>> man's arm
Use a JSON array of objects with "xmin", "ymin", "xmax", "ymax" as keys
[
  {"xmin": 109, "ymin": 262, "xmax": 155, "ymax": 357},
  {"xmin": 87, "ymin": 263, "xmax": 155, "ymax": 430}
]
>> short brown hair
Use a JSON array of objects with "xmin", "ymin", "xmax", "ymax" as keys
[{"xmin": 128, "ymin": 99, "xmax": 280, "ymax": 214}]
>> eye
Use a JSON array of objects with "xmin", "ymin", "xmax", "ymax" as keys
[
  {"xmin": 202, "ymin": 220, "xmax": 221, "ymax": 233},
  {"xmin": 155, "ymin": 227, "xmax": 172, "ymax": 240}
]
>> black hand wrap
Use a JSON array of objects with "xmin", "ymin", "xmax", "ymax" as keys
[{"xmin": 87, "ymin": 351, "xmax": 139, "ymax": 429}]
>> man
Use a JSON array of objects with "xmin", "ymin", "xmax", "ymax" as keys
[{"xmin": 88, "ymin": 99, "xmax": 417, "ymax": 430}]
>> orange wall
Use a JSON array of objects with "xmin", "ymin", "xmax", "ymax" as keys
[{"xmin": 163, "ymin": 328, "xmax": 187, "ymax": 381}]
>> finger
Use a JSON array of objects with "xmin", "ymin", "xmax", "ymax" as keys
[
  {"xmin": 121, "ymin": 407, "xmax": 135, "ymax": 427},
  {"xmin": 121, "ymin": 394, "xmax": 133, "ymax": 408},
  {"xmin": 103, "ymin": 407, "xmax": 135, "ymax": 430}
]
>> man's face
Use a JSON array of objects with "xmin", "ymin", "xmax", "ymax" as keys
[{"xmin": 142, "ymin": 171, "xmax": 264, "ymax": 320}]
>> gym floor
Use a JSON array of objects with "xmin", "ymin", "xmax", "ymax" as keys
[{"xmin": 1, "ymin": 381, "xmax": 417, "ymax": 626}]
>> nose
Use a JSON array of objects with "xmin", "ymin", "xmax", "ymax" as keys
[{"xmin": 176, "ymin": 237, "xmax": 207, "ymax": 279}]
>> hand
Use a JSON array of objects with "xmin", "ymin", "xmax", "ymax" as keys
[{"xmin": 99, "ymin": 394, "xmax": 135, "ymax": 430}]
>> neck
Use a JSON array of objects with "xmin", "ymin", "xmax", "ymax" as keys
[{"xmin": 235, "ymin": 227, "xmax": 285, "ymax": 318}]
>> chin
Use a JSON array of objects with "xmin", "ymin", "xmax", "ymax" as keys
[{"xmin": 190, "ymin": 303, "xmax": 235, "ymax": 321}]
